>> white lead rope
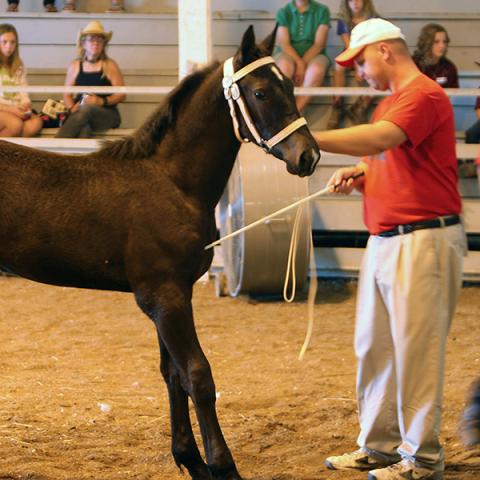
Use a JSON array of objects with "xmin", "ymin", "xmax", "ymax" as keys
[
  {"xmin": 205, "ymin": 172, "xmax": 365, "ymax": 250},
  {"xmin": 204, "ymin": 184, "xmax": 331, "ymax": 250},
  {"xmin": 207, "ymin": 173, "xmax": 364, "ymax": 358},
  {"xmin": 282, "ymin": 203, "xmax": 318, "ymax": 360}
]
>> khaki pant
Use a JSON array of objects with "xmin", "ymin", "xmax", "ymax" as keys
[{"xmin": 355, "ymin": 223, "xmax": 466, "ymax": 471}]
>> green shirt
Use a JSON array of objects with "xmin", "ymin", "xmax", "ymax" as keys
[{"xmin": 276, "ymin": 1, "xmax": 331, "ymax": 57}]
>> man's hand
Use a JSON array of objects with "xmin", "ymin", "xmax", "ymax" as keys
[{"xmin": 327, "ymin": 164, "xmax": 367, "ymax": 194}]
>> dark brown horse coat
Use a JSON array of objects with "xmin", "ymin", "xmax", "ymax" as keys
[{"xmin": 0, "ymin": 27, "xmax": 320, "ymax": 480}]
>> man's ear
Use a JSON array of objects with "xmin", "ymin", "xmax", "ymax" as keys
[{"xmin": 378, "ymin": 42, "xmax": 392, "ymax": 60}]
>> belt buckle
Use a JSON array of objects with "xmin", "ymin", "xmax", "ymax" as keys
[{"xmin": 398, "ymin": 225, "xmax": 405, "ymax": 235}]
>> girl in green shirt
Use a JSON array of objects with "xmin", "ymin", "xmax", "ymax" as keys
[{"xmin": 275, "ymin": 0, "xmax": 331, "ymax": 112}]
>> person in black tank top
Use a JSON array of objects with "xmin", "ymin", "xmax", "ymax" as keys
[{"xmin": 57, "ymin": 20, "xmax": 125, "ymax": 138}]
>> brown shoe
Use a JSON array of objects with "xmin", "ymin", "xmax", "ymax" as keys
[{"xmin": 44, "ymin": 4, "xmax": 58, "ymax": 12}]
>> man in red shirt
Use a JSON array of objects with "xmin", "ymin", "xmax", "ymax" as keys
[{"xmin": 315, "ymin": 18, "xmax": 466, "ymax": 480}]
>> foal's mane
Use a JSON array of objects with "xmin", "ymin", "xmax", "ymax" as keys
[{"xmin": 99, "ymin": 61, "xmax": 220, "ymax": 161}]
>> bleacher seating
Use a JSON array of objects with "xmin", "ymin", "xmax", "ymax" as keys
[{"xmin": 1, "ymin": 4, "xmax": 479, "ymax": 136}]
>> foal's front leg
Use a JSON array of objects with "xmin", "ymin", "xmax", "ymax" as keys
[
  {"xmin": 135, "ymin": 280, "xmax": 242, "ymax": 480},
  {"xmin": 159, "ymin": 339, "xmax": 211, "ymax": 479}
]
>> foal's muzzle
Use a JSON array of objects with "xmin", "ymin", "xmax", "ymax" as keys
[
  {"xmin": 287, "ymin": 147, "xmax": 320, "ymax": 177},
  {"xmin": 301, "ymin": 147, "xmax": 321, "ymax": 177}
]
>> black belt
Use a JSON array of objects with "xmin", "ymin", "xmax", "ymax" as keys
[{"xmin": 377, "ymin": 215, "xmax": 461, "ymax": 238}]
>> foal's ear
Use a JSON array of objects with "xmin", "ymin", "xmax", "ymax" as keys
[
  {"xmin": 260, "ymin": 24, "xmax": 278, "ymax": 56},
  {"xmin": 238, "ymin": 25, "xmax": 256, "ymax": 65}
]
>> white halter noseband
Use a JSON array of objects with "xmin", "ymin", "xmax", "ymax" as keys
[{"xmin": 222, "ymin": 56, "xmax": 307, "ymax": 153}]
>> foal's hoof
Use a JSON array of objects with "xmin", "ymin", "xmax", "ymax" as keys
[{"xmin": 208, "ymin": 465, "xmax": 243, "ymax": 480}]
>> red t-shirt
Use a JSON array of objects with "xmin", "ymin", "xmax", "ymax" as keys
[{"xmin": 362, "ymin": 74, "xmax": 461, "ymax": 234}]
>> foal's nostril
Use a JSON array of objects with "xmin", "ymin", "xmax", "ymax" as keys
[
  {"xmin": 298, "ymin": 151, "xmax": 308, "ymax": 175},
  {"xmin": 299, "ymin": 148, "xmax": 320, "ymax": 176}
]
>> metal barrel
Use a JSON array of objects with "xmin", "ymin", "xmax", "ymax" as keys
[{"xmin": 219, "ymin": 143, "xmax": 311, "ymax": 296}]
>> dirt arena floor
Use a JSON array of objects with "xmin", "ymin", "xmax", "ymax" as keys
[{"xmin": 0, "ymin": 275, "xmax": 479, "ymax": 480}]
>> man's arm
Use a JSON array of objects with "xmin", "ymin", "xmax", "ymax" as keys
[{"xmin": 314, "ymin": 120, "xmax": 408, "ymax": 157}]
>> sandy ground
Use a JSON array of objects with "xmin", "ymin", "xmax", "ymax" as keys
[{"xmin": 0, "ymin": 276, "xmax": 479, "ymax": 480}]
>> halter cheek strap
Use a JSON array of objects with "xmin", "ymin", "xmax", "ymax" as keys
[{"xmin": 222, "ymin": 56, "xmax": 307, "ymax": 152}]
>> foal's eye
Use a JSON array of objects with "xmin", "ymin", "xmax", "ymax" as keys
[{"xmin": 254, "ymin": 90, "xmax": 266, "ymax": 100}]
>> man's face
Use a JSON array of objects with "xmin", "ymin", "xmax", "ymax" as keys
[{"xmin": 354, "ymin": 43, "xmax": 389, "ymax": 91}]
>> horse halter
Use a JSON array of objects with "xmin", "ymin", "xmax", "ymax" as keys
[{"xmin": 222, "ymin": 56, "xmax": 307, "ymax": 153}]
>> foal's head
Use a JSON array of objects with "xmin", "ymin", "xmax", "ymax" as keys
[{"xmin": 227, "ymin": 26, "xmax": 320, "ymax": 177}]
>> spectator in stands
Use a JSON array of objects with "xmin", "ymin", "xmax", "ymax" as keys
[
  {"xmin": 0, "ymin": 23, "xmax": 42, "ymax": 136},
  {"xmin": 6, "ymin": 0, "xmax": 76, "ymax": 12},
  {"xmin": 327, "ymin": 0, "xmax": 379, "ymax": 129},
  {"xmin": 57, "ymin": 20, "xmax": 125, "ymax": 138},
  {"xmin": 466, "ymin": 99, "xmax": 480, "ymax": 143},
  {"xmin": 275, "ymin": 0, "xmax": 331, "ymax": 113},
  {"xmin": 413, "ymin": 23, "xmax": 459, "ymax": 88},
  {"xmin": 465, "ymin": 60, "xmax": 480, "ymax": 144}
]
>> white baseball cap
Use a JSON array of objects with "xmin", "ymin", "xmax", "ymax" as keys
[{"xmin": 336, "ymin": 18, "xmax": 405, "ymax": 68}]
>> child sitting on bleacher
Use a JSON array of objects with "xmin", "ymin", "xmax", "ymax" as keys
[
  {"xmin": 412, "ymin": 23, "xmax": 459, "ymax": 88},
  {"xmin": 327, "ymin": 0, "xmax": 380, "ymax": 129},
  {"xmin": 0, "ymin": 23, "xmax": 42, "ymax": 137},
  {"xmin": 274, "ymin": 0, "xmax": 331, "ymax": 113}
]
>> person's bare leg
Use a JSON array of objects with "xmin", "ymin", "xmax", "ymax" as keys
[
  {"xmin": 296, "ymin": 55, "xmax": 328, "ymax": 113},
  {"xmin": 275, "ymin": 53, "xmax": 296, "ymax": 80},
  {"xmin": 327, "ymin": 64, "xmax": 346, "ymax": 129},
  {"xmin": 21, "ymin": 115, "xmax": 43, "ymax": 137},
  {"xmin": 0, "ymin": 112, "xmax": 23, "ymax": 137}
]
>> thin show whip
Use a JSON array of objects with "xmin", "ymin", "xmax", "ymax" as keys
[{"xmin": 204, "ymin": 172, "xmax": 365, "ymax": 251}]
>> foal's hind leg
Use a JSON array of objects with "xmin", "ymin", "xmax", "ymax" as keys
[
  {"xmin": 159, "ymin": 338, "xmax": 211, "ymax": 479},
  {"xmin": 135, "ymin": 280, "xmax": 242, "ymax": 480}
]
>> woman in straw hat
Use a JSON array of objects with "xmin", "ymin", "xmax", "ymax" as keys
[{"xmin": 57, "ymin": 20, "xmax": 125, "ymax": 138}]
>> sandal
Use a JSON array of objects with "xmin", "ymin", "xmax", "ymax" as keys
[
  {"xmin": 7, "ymin": 3, "xmax": 18, "ymax": 12},
  {"xmin": 44, "ymin": 4, "xmax": 58, "ymax": 12}
]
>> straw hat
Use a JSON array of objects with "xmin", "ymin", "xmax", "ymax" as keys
[{"xmin": 77, "ymin": 20, "xmax": 112, "ymax": 47}]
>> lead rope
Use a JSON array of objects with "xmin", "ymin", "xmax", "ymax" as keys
[
  {"xmin": 283, "ymin": 205, "xmax": 304, "ymax": 302},
  {"xmin": 206, "ymin": 173, "xmax": 365, "ymax": 359},
  {"xmin": 282, "ymin": 203, "xmax": 318, "ymax": 360}
]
